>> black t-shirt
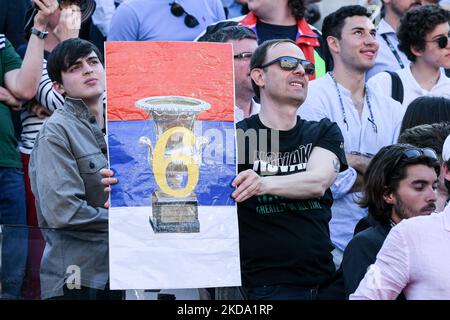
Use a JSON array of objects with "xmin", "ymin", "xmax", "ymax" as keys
[
  {"xmin": 236, "ymin": 115, "xmax": 347, "ymax": 288},
  {"xmin": 256, "ymin": 21, "xmax": 298, "ymax": 44}
]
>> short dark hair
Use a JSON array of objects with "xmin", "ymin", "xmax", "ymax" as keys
[
  {"xmin": 196, "ymin": 21, "xmax": 239, "ymax": 42},
  {"xmin": 400, "ymin": 96, "xmax": 450, "ymax": 134},
  {"xmin": 250, "ymin": 39, "xmax": 297, "ymax": 100},
  {"xmin": 321, "ymin": 5, "xmax": 371, "ymax": 67},
  {"xmin": 397, "ymin": 5, "xmax": 450, "ymax": 62},
  {"xmin": 287, "ymin": 0, "xmax": 306, "ymax": 20},
  {"xmin": 398, "ymin": 122, "xmax": 450, "ymax": 159},
  {"xmin": 359, "ymin": 144, "xmax": 440, "ymax": 224},
  {"xmin": 199, "ymin": 25, "xmax": 257, "ymax": 43},
  {"xmin": 47, "ymin": 38, "xmax": 103, "ymax": 84}
]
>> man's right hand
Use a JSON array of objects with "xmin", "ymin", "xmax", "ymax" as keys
[
  {"xmin": 33, "ymin": 0, "xmax": 59, "ymax": 30},
  {"xmin": 231, "ymin": 169, "xmax": 266, "ymax": 203},
  {"xmin": 346, "ymin": 153, "xmax": 371, "ymax": 176},
  {"xmin": 0, "ymin": 86, "xmax": 22, "ymax": 110},
  {"xmin": 346, "ymin": 153, "xmax": 372, "ymax": 193}
]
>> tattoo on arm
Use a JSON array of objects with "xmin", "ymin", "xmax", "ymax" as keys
[{"xmin": 333, "ymin": 158, "xmax": 340, "ymax": 173}]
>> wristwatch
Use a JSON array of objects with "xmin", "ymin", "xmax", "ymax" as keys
[{"xmin": 31, "ymin": 27, "xmax": 48, "ymax": 39}]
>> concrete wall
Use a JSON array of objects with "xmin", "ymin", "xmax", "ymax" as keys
[{"xmin": 314, "ymin": 0, "xmax": 377, "ymax": 29}]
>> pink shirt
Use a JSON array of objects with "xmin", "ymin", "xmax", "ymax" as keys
[{"xmin": 350, "ymin": 205, "xmax": 450, "ymax": 300}]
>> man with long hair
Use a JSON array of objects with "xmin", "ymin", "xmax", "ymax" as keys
[{"xmin": 341, "ymin": 143, "xmax": 439, "ymax": 298}]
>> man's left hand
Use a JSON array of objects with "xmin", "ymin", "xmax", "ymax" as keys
[{"xmin": 100, "ymin": 169, "xmax": 118, "ymax": 208}]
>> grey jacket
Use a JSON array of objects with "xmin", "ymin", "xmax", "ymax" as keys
[
  {"xmin": 29, "ymin": 97, "xmax": 109, "ymax": 298},
  {"xmin": 30, "ymin": 97, "xmax": 108, "ymax": 231}
]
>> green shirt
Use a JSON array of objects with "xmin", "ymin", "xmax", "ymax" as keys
[{"xmin": 0, "ymin": 35, "xmax": 23, "ymax": 168}]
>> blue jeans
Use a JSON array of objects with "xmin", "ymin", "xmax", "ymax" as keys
[
  {"xmin": 244, "ymin": 285, "xmax": 320, "ymax": 300},
  {"xmin": 0, "ymin": 167, "xmax": 28, "ymax": 298},
  {"xmin": 244, "ymin": 282, "xmax": 345, "ymax": 300}
]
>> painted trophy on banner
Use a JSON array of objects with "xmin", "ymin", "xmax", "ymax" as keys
[{"xmin": 136, "ymin": 96, "xmax": 210, "ymax": 233}]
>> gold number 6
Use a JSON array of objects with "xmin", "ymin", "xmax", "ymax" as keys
[{"xmin": 152, "ymin": 127, "xmax": 199, "ymax": 197}]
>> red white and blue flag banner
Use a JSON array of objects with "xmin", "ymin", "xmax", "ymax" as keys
[{"xmin": 106, "ymin": 41, "xmax": 240, "ymax": 289}]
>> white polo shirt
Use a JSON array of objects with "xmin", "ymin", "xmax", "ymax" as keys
[
  {"xmin": 366, "ymin": 19, "xmax": 410, "ymax": 80},
  {"xmin": 368, "ymin": 66, "xmax": 450, "ymax": 108},
  {"xmin": 298, "ymin": 73, "xmax": 406, "ymax": 251}
]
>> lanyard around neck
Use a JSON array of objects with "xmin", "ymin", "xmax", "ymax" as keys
[
  {"xmin": 381, "ymin": 34, "xmax": 405, "ymax": 69},
  {"xmin": 328, "ymin": 72, "xmax": 377, "ymax": 134}
]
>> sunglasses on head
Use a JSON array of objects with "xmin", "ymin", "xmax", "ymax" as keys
[
  {"xmin": 234, "ymin": 52, "xmax": 253, "ymax": 59},
  {"xmin": 258, "ymin": 56, "xmax": 315, "ymax": 75},
  {"xmin": 170, "ymin": 1, "xmax": 199, "ymax": 28},
  {"xmin": 426, "ymin": 34, "xmax": 450, "ymax": 49},
  {"xmin": 390, "ymin": 147, "xmax": 439, "ymax": 177},
  {"xmin": 401, "ymin": 147, "xmax": 438, "ymax": 161}
]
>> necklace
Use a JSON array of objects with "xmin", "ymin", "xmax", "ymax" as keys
[
  {"xmin": 328, "ymin": 72, "xmax": 377, "ymax": 133},
  {"xmin": 381, "ymin": 34, "xmax": 405, "ymax": 69}
]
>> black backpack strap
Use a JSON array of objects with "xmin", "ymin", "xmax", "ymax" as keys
[{"xmin": 385, "ymin": 70, "xmax": 404, "ymax": 104}]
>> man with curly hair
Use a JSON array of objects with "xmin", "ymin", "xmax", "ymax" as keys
[
  {"xmin": 237, "ymin": 0, "xmax": 326, "ymax": 79},
  {"xmin": 368, "ymin": 4, "xmax": 450, "ymax": 107}
]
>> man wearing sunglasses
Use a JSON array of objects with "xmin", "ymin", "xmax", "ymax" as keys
[
  {"xmin": 231, "ymin": 39, "xmax": 348, "ymax": 300},
  {"xmin": 368, "ymin": 5, "xmax": 450, "ymax": 107},
  {"xmin": 298, "ymin": 5, "xmax": 405, "ymax": 270},
  {"xmin": 237, "ymin": 0, "xmax": 326, "ymax": 80},
  {"xmin": 199, "ymin": 25, "xmax": 259, "ymax": 123},
  {"xmin": 351, "ymin": 138, "xmax": 450, "ymax": 300},
  {"xmin": 108, "ymin": 0, "xmax": 225, "ymax": 41},
  {"xmin": 340, "ymin": 144, "xmax": 439, "ymax": 298}
]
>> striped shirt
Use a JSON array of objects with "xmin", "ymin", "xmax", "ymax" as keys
[
  {"xmin": 0, "ymin": 34, "xmax": 6, "ymax": 49},
  {"xmin": 20, "ymin": 60, "xmax": 64, "ymax": 154}
]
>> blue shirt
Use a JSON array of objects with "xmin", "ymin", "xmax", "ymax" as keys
[
  {"xmin": 221, "ymin": 0, "xmax": 243, "ymax": 19},
  {"xmin": 108, "ymin": 0, "xmax": 226, "ymax": 41}
]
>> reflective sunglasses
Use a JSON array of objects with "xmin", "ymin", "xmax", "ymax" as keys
[
  {"xmin": 233, "ymin": 52, "xmax": 253, "ymax": 59},
  {"xmin": 258, "ymin": 56, "xmax": 315, "ymax": 75},
  {"xmin": 426, "ymin": 34, "xmax": 450, "ymax": 49},
  {"xmin": 170, "ymin": 1, "xmax": 199, "ymax": 28},
  {"xmin": 390, "ymin": 147, "xmax": 439, "ymax": 177},
  {"xmin": 401, "ymin": 147, "xmax": 438, "ymax": 161}
]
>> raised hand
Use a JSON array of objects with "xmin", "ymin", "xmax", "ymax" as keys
[
  {"xmin": 33, "ymin": 0, "xmax": 59, "ymax": 29},
  {"xmin": 54, "ymin": 4, "xmax": 81, "ymax": 42}
]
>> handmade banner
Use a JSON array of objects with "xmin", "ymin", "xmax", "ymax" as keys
[{"xmin": 106, "ymin": 41, "xmax": 240, "ymax": 289}]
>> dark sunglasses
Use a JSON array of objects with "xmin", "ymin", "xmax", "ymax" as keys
[
  {"xmin": 258, "ymin": 56, "xmax": 315, "ymax": 75},
  {"xmin": 390, "ymin": 147, "xmax": 439, "ymax": 177},
  {"xmin": 426, "ymin": 34, "xmax": 450, "ymax": 49},
  {"xmin": 170, "ymin": 1, "xmax": 199, "ymax": 28},
  {"xmin": 401, "ymin": 147, "xmax": 438, "ymax": 161},
  {"xmin": 233, "ymin": 52, "xmax": 253, "ymax": 59}
]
